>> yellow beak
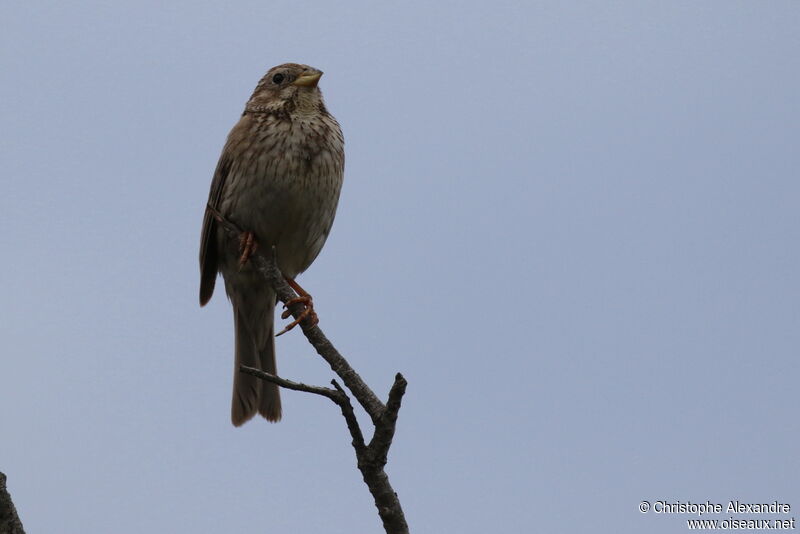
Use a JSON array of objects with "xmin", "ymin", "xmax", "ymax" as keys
[{"xmin": 293, "ymin": 72, "xmax": 322, "ymax": 87}]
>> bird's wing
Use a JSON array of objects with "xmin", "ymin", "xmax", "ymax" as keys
[{"xmin": 199, "ymin": 148, "xmax": 234, "ymax": 306}]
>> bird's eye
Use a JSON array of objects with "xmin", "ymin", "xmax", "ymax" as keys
[{"xmin": 272, "ymin": 73, "xmax": 285, "ymax": 84}]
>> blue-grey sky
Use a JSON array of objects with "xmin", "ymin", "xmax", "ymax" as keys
[{"xmin": 1, "ymin": 2, "xmax": 798, "ymax": 533}]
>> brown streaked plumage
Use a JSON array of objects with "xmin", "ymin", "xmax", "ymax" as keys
[{"xmin": 199, "ymin": 63, "xmax": 344, "ymax": 426}]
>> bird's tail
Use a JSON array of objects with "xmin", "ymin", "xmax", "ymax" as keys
[{"xmin": 231, "ymin": 293, "xmax": 281, "ymax": 426}]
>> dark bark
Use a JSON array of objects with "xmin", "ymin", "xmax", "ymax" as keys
[{"xmin": 0, "ymin": 472, "xmax": 25, "ymax": 534}]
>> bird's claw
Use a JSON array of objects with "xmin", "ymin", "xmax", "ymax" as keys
[
  {"xmin": 238, "ymin": 231, "xmax": 258, "ymax": 269},
  {"xmin": 276, "ymin": 296, "xmax": 318, "ymax": 336}
]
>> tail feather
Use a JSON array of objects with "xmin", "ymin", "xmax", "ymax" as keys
[
  {"xmin": 257, "ymin": 329, "xmax": 282, "ymax": 422},
  {"xmin": 231, "ymin": 308, "xmax": 260, "ymax": 426},
  {"xmin": 231, "ymin": 299, "xmax": 281, "ymax": 426}
]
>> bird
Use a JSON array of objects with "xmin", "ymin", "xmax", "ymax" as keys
[{"xmin": 199, "ymin": 63, "xmax": 345, "ymax": 426}]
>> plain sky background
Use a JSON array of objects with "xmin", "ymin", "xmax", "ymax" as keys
[{"xmin": 1, "ymin": 2, "xmax": 798, "ymax": 532}]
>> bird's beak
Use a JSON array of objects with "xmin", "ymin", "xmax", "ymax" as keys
[{"xmin": 293, "ymin": 71, "xmax": 323, "ymax": 88}]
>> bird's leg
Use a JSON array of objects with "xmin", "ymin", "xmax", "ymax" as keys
[
  {"xmin": 238, "ymin": 231, "xmax": 258, "ymax": 269},
  {"xmin": 276, "ymin": 278, "xmax": 318, "ymax": 336}
]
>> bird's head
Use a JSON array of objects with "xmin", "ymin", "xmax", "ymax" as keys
[{"xmin": 245, "ymin": 63, "xmax": 326, "ymax": 116}]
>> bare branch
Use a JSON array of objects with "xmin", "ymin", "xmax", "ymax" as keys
[
  {"xmin": 369, "ymin": 373, "xmax": 408, "ymax": 464},
  {"xmin": 238, "ymin": 367, "xmax": 367, "ymax": 452},
  {"xmin": 239, "ymin": 365, "xmax": 339, "ymax": 400},
  {"xmin": 0, "ymin": 472, "xmax": 26, "ymax": 534},
  {"xmin": 330, "ymin": 380, "xmax": 367, "ymax": 454},
  {"xmin": 211, "ymin": 206, "xmax": 410, "ymax": 534}
]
